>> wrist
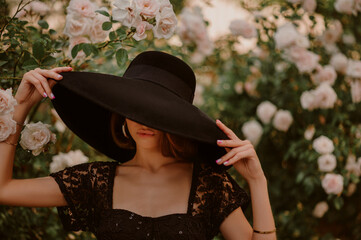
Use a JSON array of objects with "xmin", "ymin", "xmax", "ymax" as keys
[{"xmin": 247, "ymin": 174, "xmax": 267, "ymax": 187}]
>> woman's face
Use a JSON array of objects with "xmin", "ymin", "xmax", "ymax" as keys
[{"xmin": 125, "ymin": 118, "xmax": 162, "ymax": 149}]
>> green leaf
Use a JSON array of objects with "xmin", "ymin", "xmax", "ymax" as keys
[
  {"xmin": 33, "ymin": 41, "xmax": 45, "ymax": 60},
  {"xmin": 109, "ymin": 31, "xmax": 117, "ymax": 41},
  {"xmin": 102, "ymin": 22, "xmax": 112, "ymax": 31},
  {"xmin": 42, "ymin": 56, "xmax": 56, "ymax": 66},
  {"xmin": 333, "ymin": 197, "xmax": 344, "ymax": 210},
  {"xmin": 49, "ymin": 29, "xmax": 57, "ymax": 35},
  {"xmin": 71, "ymin": 44, "xmax": 81, "ymax": 59},
  {"xmin": 90, "ymin": 45, "xmax": 99, "ymax": 56},
  {"xmin": 0, "ymin": 60, "xmax": 8, "ymax": 67},
  {"xmin": 22, "ymin": 58, "xmax": 38, "ymax": 70},
  {"xmin": 95, "ymin": 9, "xmax": 110, "ymax": 17},
  {"xmin": 82, "ymin": 43, "xmax": 92, "ymax": 57},
  {"xmin": 115, "ymin": 48, "xmax": 128, "ymax": 67},
  {"xmin": 38, "ymin": 20, "xmax": 49, "ymax": 29}
]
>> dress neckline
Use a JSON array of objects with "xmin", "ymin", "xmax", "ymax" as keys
[{"xmin": 107, "ymin": 159, "xmax": 199, "ymax": 219}]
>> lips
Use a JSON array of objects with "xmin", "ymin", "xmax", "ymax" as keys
[{"xmin": 137, "ymin": 130, "xmax": 155, "ymax": 135}]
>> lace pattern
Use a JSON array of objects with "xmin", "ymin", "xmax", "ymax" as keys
[{"xmin": 49, "ymin": 160, "xmax": 250, "ymax": 239}]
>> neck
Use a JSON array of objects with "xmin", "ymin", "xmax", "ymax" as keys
[{"xmin": 128, "ymin": 146, "xmax": 180, "ymax": 172}]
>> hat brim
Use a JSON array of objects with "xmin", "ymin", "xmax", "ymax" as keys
[{"xmin": 50, "ymin": 71, "xmax": 231, "ymax": 170}]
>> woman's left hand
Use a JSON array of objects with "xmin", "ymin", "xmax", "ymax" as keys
[{"xmin": 215, "ymin": 119, "xmax": 265, "ymax": 182}]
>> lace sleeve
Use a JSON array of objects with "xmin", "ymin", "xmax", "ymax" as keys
[
  {"xmin": 212, "ymin": 170, "xmax": 250, "ymax": 230},
  {"xmin": 49, "ymin": 162, "xmax": 96, "ymax": 232}
]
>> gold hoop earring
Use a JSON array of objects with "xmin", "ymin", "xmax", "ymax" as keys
[{"xmin": 122, "ymin": 122, "xmax": 129, "ymax": 138}]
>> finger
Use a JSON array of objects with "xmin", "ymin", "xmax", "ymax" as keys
[
  {"xmin": 216, "ymin": 119, "xmax": 239, "ymax": 140},
  {"xmin": 31, "ymin": 70, "xmax": 54, "ymax": 98},
  {"xmin": 36, "ymin": 68, "xmax": 63, "ymax": 81},
  {"xmin": 27, "ymin": 72, "xmax": 48, "ymax": 98},
  {"xmin": 224, "ymin": 148, "xmax": 255, "ymax": 166},
  {"xmin": 217, "ymin": 139, "xmax": 250, "ymax": 148},
  {"xmin": 216, "ymin": 145, "xmax": 253, "ymax": 165},
  {"xmin": 51, "ymin": 66, "xmax": 73, "ymax": 73}
]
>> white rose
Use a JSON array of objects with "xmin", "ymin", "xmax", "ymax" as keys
[
  {"xmin": 234, "ymin": 81, "xmax": 244, "ymax": 94},
  {"xmin": 153, "ymin": 6, "xmax": 177, "ymax": 39},
  {"xmin": 256, "ymin": 101, "xmax": 277, "ymax": 124},
  {"xmin": 304, "ymin": 124, "xmax": 315, "ymax": 140},
  {"xmin": 229, "ymin": 19, "xmax": 258, "ymax": 39},
  {"xmin": 158, "ymin": 0, "xmax": 172, "ymax": 11},
  {"xmin": 330, "ymin": 53, "xmax": 348, "ymax": 74},
  {"xmin": 350, "ymin": 79, "xmax": 361, "ymax": 103},
  {"xmin": 321, "ymin": 173, "xmax": 344, "ymax": 195},
  {"xmin": 313, "ymin": 83, "xmax": 338, "ymax": 109},
  {"xmin": 346, "ymin": 60, "xmax": 361, "ymax": 78},
  {"xmin": 241, "ymin": 120, "xmax": 263, "ymax": 146},
  {"xmin": 294, "ymin": 35, "xmax": 310, "ymax": 48},
  {"xmin": 0, "ymin": 114, "xmax": 17, "ymax": 141},
  {"xmin": 50, "ymin": 153, "xmax": 69, "ymax": 173},
  {"xmin": 112, "ymin": 0, "xmax": 138, "ymax": 27},
  {"xmin": 293, "ymin": 49, "xmax": 320, "ymax": 74},
  {"xmin": 312, "ymin": 135, "xmax": 334, "ymax": 154},
  {"xmin": 312, "ymin": 201, "xmax": 329, "ymax": 218},
  {"xmin": 318, "ymin": 154, "xmax": 337, "ymax": 172},
  {"xmin": 300, "ymin": 90, "xmax": 317, "ymax": 111},
  {"xmin": 302, "ymin": 0, "xmax": 317, "ymax": 13},
  {"xmin": 65, "ymin": 149, "xmax": 89, "ymax": 167},
  {"xmin": 67, "ymin": 0, "xmax": 97, "ymax": 18},
  {"xmin": 0, "ymin": 88, "xmax": 18, "ymax": 116},
  {"xmin": 334, "ymin": 0, "xmax": 356, "ymax": 15},
  {"xmin": 311, "ymin": 65, "xmax": 337, "ymax": 86},
  {"xmin": 63, "ymin": 12, "xmax": 92, "ymax": 38},
  {"xmin": 272, "ymin": 109, "xmax": 293, "ymax": 132},
  {"xmin": 342, "ymin": 33, "xmax": 356, "ymax": 45},
  {"xmin": 132, "ymin": 16, "xmax": 153, "ymax": 41},
  {"xmin": 345, "ymin": 154, "xmax": 361, "ymax": 177},
  {"xmin": 29, "ymin": 0, "xmax": 50, "ymax": 16},
  {"xmin": 67, "ymin": 36, "xmax": 91, "ymax": 60},
  {"xmin": 89, "ymin": 7, "xmax": 110, "ymax": 43},
  {"xmin": 134, "ymin": 0, "xmax": 160, "ymax": 19},
  {"xmin": 274, "ymin": 23, "xmax": 299, "ymax": 49},
  {"xmin": 19, "ymin": 121, "xmax": 54, "ymax": 156}
]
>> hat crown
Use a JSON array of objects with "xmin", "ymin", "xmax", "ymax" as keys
[{"xmin": 123, "ymin": 51, "xmax": 196, "ymax": 103}]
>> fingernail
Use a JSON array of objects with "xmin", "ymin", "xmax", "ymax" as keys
[
  {"xmin": 216, "ymin": 158, "xmax": 222, "ymax": 163},
  {"xmin": 217, "ymin": 140, "xmax": 223, "ymax": 144},
  {"xmin": 57, "ymin": 74, "xmax": 62, "ymax": 79},
  {"xmin": 43, "ymin": 92, "xmax": 47, "ymax": 97},
  {"xmin": 68, "ymin": 67, "xmax": 73, "ymax": 70},
  {"xmin": 50, "ymin": 93, "xmax": 55, "ymax": 99},
  {"xmin": 223, "ymin": 161, "xmax": 229, "ymax": 166}
]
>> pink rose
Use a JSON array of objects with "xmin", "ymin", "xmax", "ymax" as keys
[
  {"xmin": 89, "ymin": 7, "xmax": 110, "ymax": 43},
  {"xmin": 272, "ymin": 109, "xmax": 293, "ymax": 132},
  {"xmin": 304, "ymin": 124, "xmax": 315, "ymax": 140},
  {"xmin": 350, "ymin": 79, "xmax": 361, "ymax": 103},
  {"xmin": 0, "ymin": 88, "xmax": 18, "ymax": 116},
  {"xmin": 318, "ymin": 154, "xmax": 337, "ymax": 172},
  {"xmin": 274, "ymin": 23, "xmax": 299, "ymax": 49},
  {"xmin": 241, "ymin": 120, "xmax": 263, "ymax": 146},
  {"xmin": 229, "ymin": 19, "xmax": 258, "ymax": 39},
  {"xmin": 63, "ymin": 12, "xmax": 92, "ymax": 37},
  {"xmin": 0, "ymin": 114, "xmax": 17, "ymax": 141},
  {"xmin": 285, "ymin": 47, "xmax": 320, "ymax": 73},
  {"xmin": 134, "ymin": 0, "xmax": 160, "ymax": 19},
  {"xmin": 133, "ymin": 16, "xmax": 153, "ymax": 41},
  {"xmin": 334, "ymin": 0, "xmax": 357, "ymax": 15},
  {"xmin": 346, "ymin": 60, "xmax": 361, "ymax": 78},
  {"xmin": 330, "ymin": 53, "xmax": 348, "ymax": 74},
  {"xmin": 256, "ymin": 101, "xmax": 277, "ymax": 124},
  {"xmin": 321, "ymin": 173, "xmax": 344, "ymax": 195},
  {"xmin": 302, "ymin": 0, "xmax": 317, "ymax": 13},
  {"xmin": 67, "ymin": 0, "xmax": 97, "ymax": 18},
  {"xmin": 112, "ymin": 0, "xmax": 138, "ymax": 27},
  {"xmin": 313, "ymin": 83, "xmax": 338, "ymax": 109},
  {"xmin": 313, "ymin": 135, "xmax": 334, "ymax": 154},
  {"xmin": 311, "ymin": 65, "xmax": 337, "ymax": 86},
  {"xmin": 153, "ymin": 6, "xmax": 177, "ymax": 39},
  {"xmin": 300, "ymin": 90, "xmax": 317, "ymax": 111}
]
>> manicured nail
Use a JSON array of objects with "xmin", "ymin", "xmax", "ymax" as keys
[
  {"xmin": 216, "ymin": 158, "xmax": 222, "ymax": 163},
  {"xmin": 50, "ymin": 93, "xmax": 55, "ymax": 99},
  {"xmin": 217, "ymin": 140, "xmax": 223, "ymax": 144},
  {"xmin": 68, "ymin": 67, "xmax": 73, "ymax": 70},
  {"xmin": 57, "ymin": 74, "xmax": 62, "ymax": 79},
  {"xmin": 43, "ymin": 92, "xmax": 47, "ymax": 97},
  {"xmin": 223, "ymin": 161, "xmax": 229, "ymax": 166}
]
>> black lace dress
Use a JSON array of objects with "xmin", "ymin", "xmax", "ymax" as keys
[{"xmin": 49, "ymin": 160, "xmax": 250, "ymax": 240}]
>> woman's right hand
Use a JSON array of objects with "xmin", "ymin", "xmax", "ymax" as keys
[{"xmin": 15, "ymin": 67, "xmax": 73, "ymax": 108}]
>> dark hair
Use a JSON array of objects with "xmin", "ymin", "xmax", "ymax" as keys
[{"xmin": 110, "ymin": 113, "xmax": 198, "ymax": 161}]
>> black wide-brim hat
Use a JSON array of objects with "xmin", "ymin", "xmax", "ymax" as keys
[{"xmin": 50, "ymin": 51, "xmax": 231, "ymax": 171}]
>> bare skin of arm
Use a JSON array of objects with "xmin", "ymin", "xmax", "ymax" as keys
[
  {"xmin": 0, "ymin": 67, "xmax": 72, "ymax": 207},
  {"xmin": 216, "ymin": 120, "xmax": 277, "ymax": 240}
]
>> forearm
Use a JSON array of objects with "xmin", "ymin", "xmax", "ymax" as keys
[
  {"xmin": 248, "ymin": 176, "xmax": 277, "ymax": 240},
  {"xmin": 0, "ymin": 102, "xmax": 31, "ymax": 187}
]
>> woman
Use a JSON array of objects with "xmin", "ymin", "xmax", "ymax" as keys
[{"xmin": 0, "ymin": 52, "xmax": 276, "ymax": 239}]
